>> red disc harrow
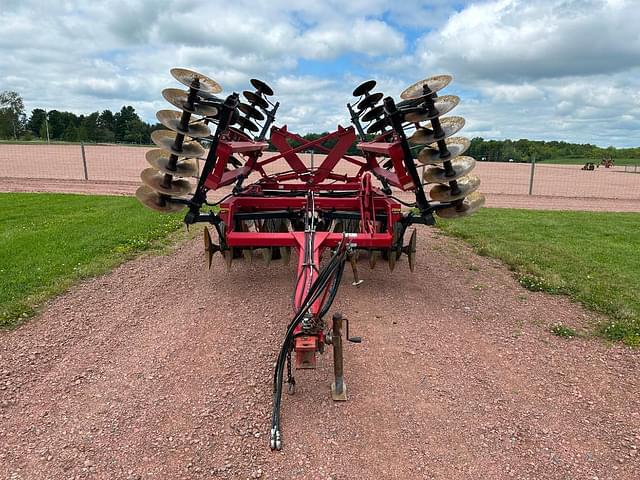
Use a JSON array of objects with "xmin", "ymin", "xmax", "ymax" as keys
[{"xmin": 136, "ymin": 68, "xmax": 485, "ymax": 449}]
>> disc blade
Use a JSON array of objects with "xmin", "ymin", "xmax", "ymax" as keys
[
  {"xmin": 353, "ymin": 80, "xmax": 377, "ymax": 97},
  {"xmin": 204, "ymin": 226, "xmax": 213, "ymax": 269},
  {"xmin": 162, "ymin": 88, "xmax": 219, "ymax": 117},
  {"xmin": 140, "ymin": 168, "xmax": 193, "ymax": 196},
  {"xmin": 151, "ymin": 129, "xmax": 205, "ymax": 158},
  {"xmin": 242, "ymin": 91, "xmax": 269, "ymax": 110},
  {"xmin": 417, "ymin": 137, "xmax": 471, "ymax": 165},
  {"xmin": 357, "ymin": 92, "xmax": 383, "ymax": 111},
  {"xmin": 407, "ymin": 229, "xmax": 417, "ymax": 273},
  {"xmin": 250, "ymin": 78, "xmax": 274, "ymax": 96},
  {"xmin": 436, "ymin": 192, "xmax": 486, "ymax": 219},
  {"xmin": 135, "ymin": 185, "xmax": 186, "ymax": 213},
  {"xmin": 156, "ymin": 110, "xmax": 211, "ymax": 138},
  {"xmin": 366, "ymin": 117, "xmax": 390, "ymax": 134},
  {"xmin": 171, "ymin": 68, "xmax": 222, "ymax": 94},
  {"xmin": 408, "ymin": 116, "xmax": 465, "ymax": 146},
  {"xmin": 423, "ymin": 156, "xmax": 476, "ymax": 184},
  {"xmin": 145, "ymin": 149, "xmax": 198, "ymax": 178},
  {"xmin": 361, "ymin": 104, "xmax": 385, "ymax": 122},
  {"xmin": 235, "ymin": 116, "xmax": 259, "ymax": 132},
  {"xmin": 238, "ymin": 102, "xmax": 265, "ymax": 121},
  {"xmin": 429, "ymin": 175, "xmax": 480, "ymax": 202},
  {"xmin": 401, "ymin": 74, "xmax": 452, "ymax": 100},
  {"xmin": 403, "ymin": 95, "xmax": 460, "ymax": 123}
]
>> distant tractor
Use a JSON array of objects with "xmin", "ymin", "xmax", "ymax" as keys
[
  {"xmin": 582, "ymin": 162, "xmax": 595, "ymax": 171},
  {"xmin": 601, "ymin": 158, "xmax": 614, "ymax": 168}
]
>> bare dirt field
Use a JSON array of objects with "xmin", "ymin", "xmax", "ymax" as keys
[
  {"xmin": 2, "ymin": 144, "xmax": 640, "ymax": 211},
  {"xmin": 0, "ymin": 230, "xmax": 638, "ymax": 479}
]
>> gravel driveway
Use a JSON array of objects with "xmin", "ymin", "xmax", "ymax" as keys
[{"xmin": 0, "ymin": 228, "xmax": 638, "ymax": 479}]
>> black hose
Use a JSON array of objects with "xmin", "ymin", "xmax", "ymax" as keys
[
  {"xmin": 318, "ymin": 259, "xmax": 345, "ymax": 318},
  {"xmin": 270, "ymin": 241, "xmax": 348, "ymax": 447}
]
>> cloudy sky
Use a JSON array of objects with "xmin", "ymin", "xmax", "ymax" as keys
[{"xmin": 1, "ymin": 0, "xmax": 639, "ymax": 146}]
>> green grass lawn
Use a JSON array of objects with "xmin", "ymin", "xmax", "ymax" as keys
[
  {"xmin": 438, "ymin": 208, "xmax": 640, "ymax": 345},
  {"xmin": 539, "ymin": 157, "xmax": 639, "ymax": 166},
  {"xmin": 0, "ymin": 193, "xmax": 184, "ymax": 327}
]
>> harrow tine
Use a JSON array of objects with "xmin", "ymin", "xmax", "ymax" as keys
[
  {"xmin": 349, "ymin": 252, "xmax": 363, "ymax": 286},
  {"xmin": 388, "ymin": 249, "xmax": 397, "ymax": 272},
  {"xmin": 239, "ymin": 221, "xmax": 253, "ymax": 263},
  {"xmin": 223, "ymin": 250, "xmax": 233, "ymax": 271},
  {"xmin": 369, "ymin": 250, "xmax": 379, "ymax": 269},
  {"xmin": 279, "ymin": 219, "xmax": 291, "ymax": 265},
  {"xmin": 203, "ymin": 226, "xmax": 219, "ymax": 270},
  {"xmin": 280, "ymin": 246, "xmax": 291, "ymax": 265}
]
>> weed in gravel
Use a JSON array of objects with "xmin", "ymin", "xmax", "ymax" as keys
[
  {"xmin": 518, "ymin": 274, "xmax": 563, "ymax": 294},
  {"xmin": 550, "ymin": 324, "xmax": 577, "ymax": 338}
]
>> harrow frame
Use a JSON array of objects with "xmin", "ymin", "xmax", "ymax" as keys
[{"xmin": 137, "ymin": 68, "xmax": 485, "ymax": 450}]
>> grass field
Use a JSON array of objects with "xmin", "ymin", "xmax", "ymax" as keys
[
  {"xmin": 539, "ymin": 157, "xmax": 639, "ymax": 166},
  {"xmin": 0, "ymin": 193, "xmax": 183, "ymax": 327},
  {"xmin": 439, "ymin": 208, "xmax": 640, "ymax": 345}
]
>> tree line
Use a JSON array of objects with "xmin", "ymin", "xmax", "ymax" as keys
[
  {"xmin": 288, "ymin": 134, "xmax": 640, "ymax": 162},
  {"xmin": 466, "ymin": 138, "xmax": 639, "ymax": 162},
  {"xmin": 2, "ymin": 90, "xmax": 638, "ymax": 161},
  {"xmin": 0, "ymin": 90, "xmax": 158, "ymax": 144}
]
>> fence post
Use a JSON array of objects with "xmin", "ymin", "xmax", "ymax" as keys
[
  {"xmin": 528, "ymin": 155, "xmax": 536, "ymax": 195},
  {"xmin": 80, "ymin": 142, "xmax": 89, "ymax": 180}
]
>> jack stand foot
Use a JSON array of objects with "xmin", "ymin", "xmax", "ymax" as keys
[{"xmin": 331, "ymin": 381, "xmax": 347, "ymax": 401}]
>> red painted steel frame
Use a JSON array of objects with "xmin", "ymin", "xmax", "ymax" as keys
[
  {"xmin": 207, "ymin": 125, "xmax": 406, "ymax": 364},
  {"xmin": 203, "ymin": 125, "xmax": 416, "ymax": 193}
]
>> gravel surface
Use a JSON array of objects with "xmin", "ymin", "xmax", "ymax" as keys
[{"xmin": 0, "ymin": 228, "xmax": 638, "ymax": 479}]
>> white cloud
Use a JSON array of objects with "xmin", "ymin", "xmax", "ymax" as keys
[
  {"xmin": 0, "ymin": 0, "xmax": 638, "ymax": 146},
  {"xmin": 414, "ymin": 0, "xmax": 640, "ymax": 82}
]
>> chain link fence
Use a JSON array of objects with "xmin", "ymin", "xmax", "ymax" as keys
[{"xmin": 1, "ymin": 143, "xmax": 639, "ymax": 201}]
